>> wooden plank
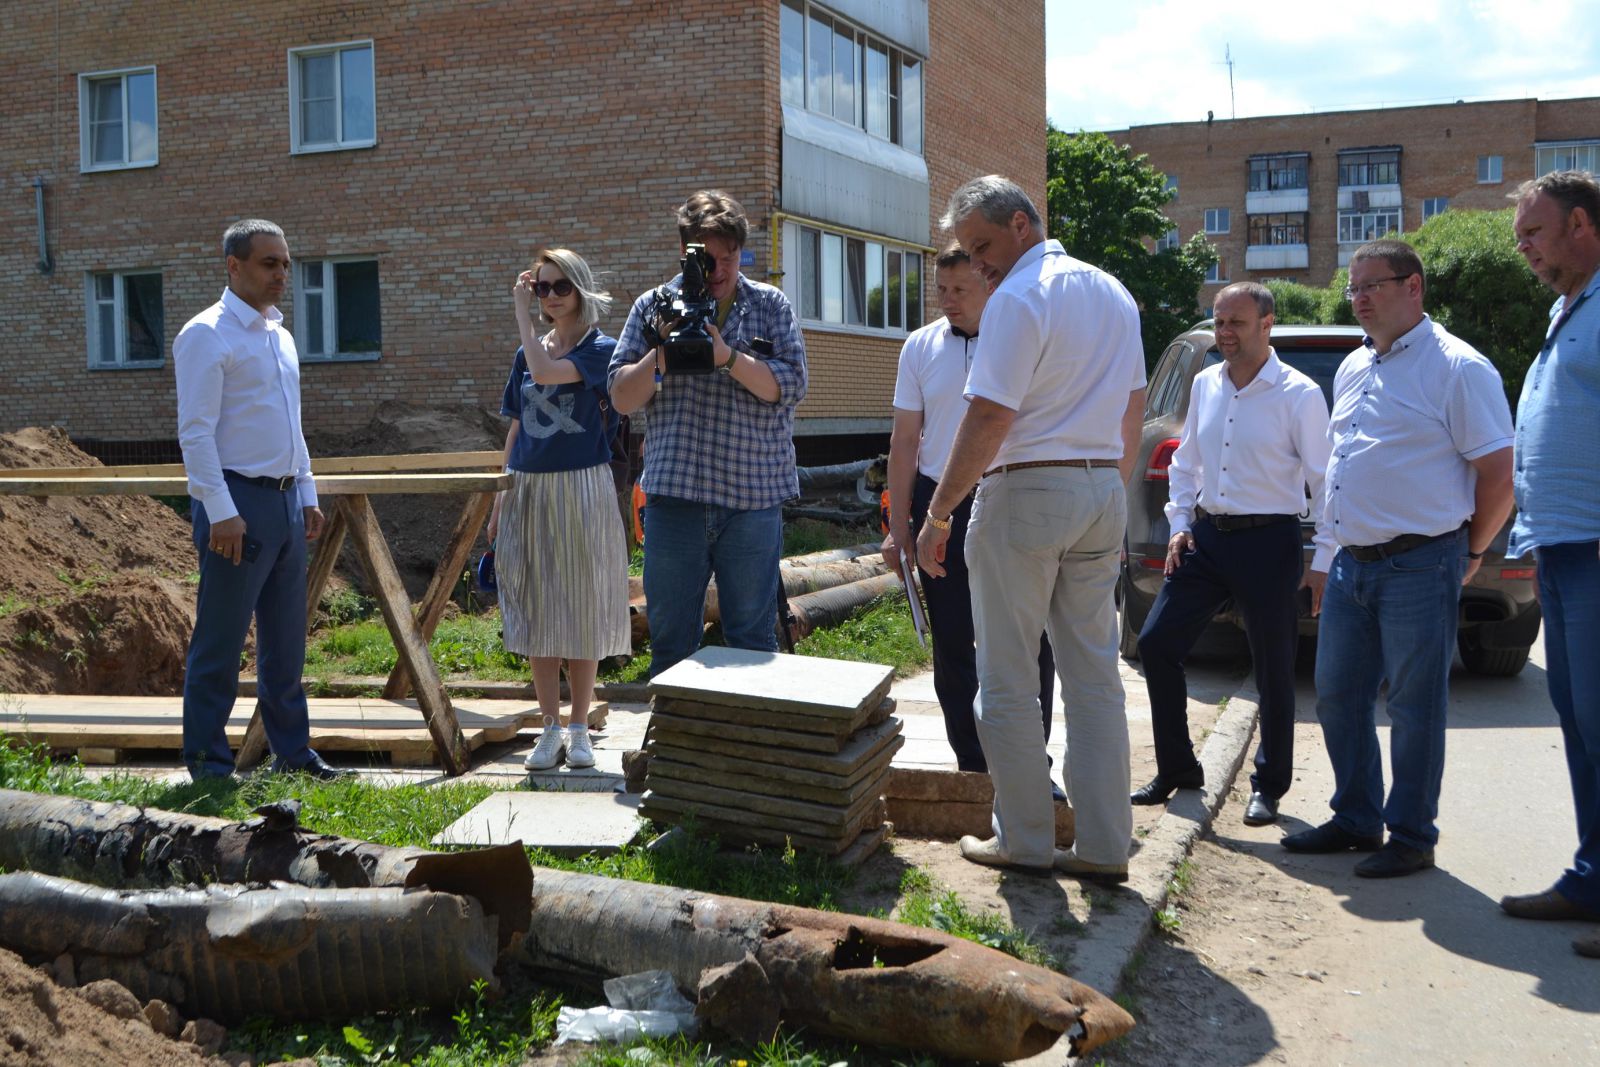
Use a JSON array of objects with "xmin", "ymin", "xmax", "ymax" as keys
[
  {"xmin": 643, "ymin": 764, "xmax": 892, "ymax": 829},
  {"xmin": 646, "ymin": 748, "xmax": 897, "ymax": 806},
  {"xmin": 0, "ymin": 451, "xmax": 503, "ymax": 481},
  {"xmin": 653, "ymin": 694, "xmax": 892, "ymax": 740},
  {"xmin": 77, "ymin": 748, "xmax": 123, "ymax": 765},
  {"xmin": 384, "ymin": 491, "xmax": 494, "ymax": 699},
  {"xmin": 338, "ymin": 494, "xmax": 471, "ymax": 775},
  {"xmin": 0, "ymin": 473, "xmax": 513, "ymax": 498},
  {"xmin": 648, "ymin": 734, "xmax": 903, "ymax": 793},
  {"xmin": 650, "ymin": 646, "xmax": 892, "ymax": 719},
  {"xmin": 648, "ymin": 714, "xmax": 902, "ymax": 772},
  {"xmin": 238, "ymin": 505, "xmax": 349, "ymax": 770}
]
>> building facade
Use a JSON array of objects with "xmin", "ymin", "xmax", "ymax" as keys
[
  {"xmin": 0, "ymin": 1, "xmax": 1045, "ymax": 455},
  {"xmin": 1111, "ymin": 96, "xmax": 1600, "ymax": 292}
]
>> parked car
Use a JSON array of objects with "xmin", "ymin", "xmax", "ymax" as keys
[{"xmin": 1120, "ymin": 321, "xmax": 1541, "ymax": 676}]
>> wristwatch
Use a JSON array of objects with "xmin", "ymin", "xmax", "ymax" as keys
[
  {"xmin": 719, "ymin": 349, "xmax": 738, "ymax": 375},
  {"xmin": 1467, "ymin": 549, "xmax": 1484, "ymax": 560},
  {"xmin": 926, "ymin": 513, "xmax": 952, "ymax": 531}
]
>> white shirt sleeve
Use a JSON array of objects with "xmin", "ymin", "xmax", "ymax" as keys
[
  {"xmin": 1163, "ymin": 377, "xmax": 1204, "ymax": 537},
  {"xmin": 1296, "ymin": 384, "xmax": 1333, "ymax": 570},
  {"xmin": 963, "ymin": 290, "xmax": 1038, "ymax": 411},
  {"xmin": 173, "ymin": 323, "xmax": 238, "ymax": 524},
  {"xmin": 892, "ymin": 334, "xmax": 925, "ymax": 413},
  {"xmin": 1446, "ymin": 357, "xmax": 1515, "ymax": 461}
]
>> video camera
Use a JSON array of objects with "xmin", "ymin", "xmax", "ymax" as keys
[{"xmin": 641, "ymin": 244, "xmax": 718, "ymax": 374}]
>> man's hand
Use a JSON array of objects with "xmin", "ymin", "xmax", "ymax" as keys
[
  {"xmin": 1462, "ymin": 555, "xmax": 1482, "ymax": 586},
  {"xmin": 1164, "ymin": 531, "xmax": 1195, "ymax": 575},
  {"xmin": 304, "ymin": 506, "xmax": 325, "ymax": 542},
  {"xmin": 915, "ymin": 517, "xmax": 951, "ymax": 578},
  {"xmin": 707, "ymin": 322, "xmax": 734, "ymax": 371},
  {"xmin": 882, "ymin": 525, "xmax": 912, "ymax": 581},
  {"xmin": 209, "ymin": 515, "xmax": 246, "ymax": 565},
  {"xmin": 1301, "ymin": 567, "xmax": 1327, "ymax": 616}
]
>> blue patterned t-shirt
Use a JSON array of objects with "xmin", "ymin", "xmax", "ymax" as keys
[{"xmin": 501, "ymin": 329, "xmax": 617, "ymax": 474}]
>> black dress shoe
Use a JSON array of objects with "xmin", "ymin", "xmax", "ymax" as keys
[
  {"xmin": 1354, "ymin": 840, "xmax": 1435, "ymax": 878},
  {"xmin": 1280, "ymin": 820, "xmax": 1383, "ymax": 853},
  {"xmin": 1242, "ymin": 793, "xmax": 1279, "ymax": 826},
  {"xmin": 275, "ymin": 755, "xmax": 352, "ymax": 781},
  {"xmin": 1500, "ymin": 886, "xmax": 1600, "ymax": 921},
  {"xmin": 1130, "ymin": 766, "xmax": 1205, "ymax": 805}
]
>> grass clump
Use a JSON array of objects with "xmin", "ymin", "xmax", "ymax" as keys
[
  {"xmin": 794, "ymin": 596, "xmax": 930, "ymax": 677},
  {"xmin": 893, "ymin": 867, "xmax": 1057, "ymax": 969}
]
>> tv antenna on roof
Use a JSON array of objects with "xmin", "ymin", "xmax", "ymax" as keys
[{"xmin": 1225, "ymin": 44, "xmax": 1236, "ymax": 119}]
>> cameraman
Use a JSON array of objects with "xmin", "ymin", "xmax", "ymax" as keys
[{"xmin": 609, "ymin": 190, "xmax": 808, "ymax": 676}]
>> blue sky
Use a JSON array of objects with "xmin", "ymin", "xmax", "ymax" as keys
[{"xmin": 1046, "ymin": 0, "xmax": 1600, "ymax": 130}]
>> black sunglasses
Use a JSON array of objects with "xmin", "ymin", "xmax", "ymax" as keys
[{"xmin": 533, "ymin": 279, "xmax": 575, "ymax": 298}]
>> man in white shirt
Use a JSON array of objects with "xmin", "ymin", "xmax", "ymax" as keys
[
  {"xmin": 882, "ymin": 244, "xmax": 1056, "ymax": 776},
  {"xmin": 174, "ymin": 218, "xmax": 344, "ymax": 782},
  {"xmin": 916, "ymin": 176, "xmax": 1146, "ymax": 881},
  {"xmin": 1132, "ymin": 283, "xmax": 1330, "ymax": 827},
  {"xmin": 1286, "ymin": 239, "xmax": 1514, "ymax": 877}
]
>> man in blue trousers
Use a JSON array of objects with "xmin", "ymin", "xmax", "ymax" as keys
[{"xmin": 174, "ymin": 218, "xmax": 345, "ymax": 782}]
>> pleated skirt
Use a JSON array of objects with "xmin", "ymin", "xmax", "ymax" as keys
[{"xmin": 496, "ymin": 462, "xmax": 631, "ymax": 660}]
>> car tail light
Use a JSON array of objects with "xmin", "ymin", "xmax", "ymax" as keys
[
  {"xmin": 1145, "ymin": 438, "xmax": 1181, "ymax": 480},
  {"xmin": 1499, "ymin": 567, "xmax": 1535, "ymax": 581},
  {"xmin": 1138, "ymin": 557, "xmax": 1166, "ymax": 570}
]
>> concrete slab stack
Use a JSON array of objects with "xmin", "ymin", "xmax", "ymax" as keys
[{"xmin": 640, "ymin": 647, "xmax": 902, "ymax": 862}]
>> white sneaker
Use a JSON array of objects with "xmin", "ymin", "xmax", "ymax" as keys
[
  {"xmin": 524, "ymin": 722, "xmax": 565, "ymax": 770},
  {"xmin": 566, "ymin": 727, "xmax": 595, "ymax": 769}
]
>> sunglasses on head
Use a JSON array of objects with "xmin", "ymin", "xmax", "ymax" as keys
[{"xmin": 533, "ymin": 278, "xmax": 575, "ymax": 298}]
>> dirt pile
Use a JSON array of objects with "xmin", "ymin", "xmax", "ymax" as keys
[
  {"xmin": 0, "ymin": 428, "xmax": 198, "ymax": 695},
  {"xmin": 308, "ymin": 401, "xmax": 507, "ymax": 599}
]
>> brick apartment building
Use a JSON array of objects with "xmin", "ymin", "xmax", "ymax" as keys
[
  {"xmin": 1108, "ymin": 96, "xmax": 1600, "ymax": 293},
  {"xmin": 0, "ymin": 0, "xmax": 1045, "ymax": 460}
]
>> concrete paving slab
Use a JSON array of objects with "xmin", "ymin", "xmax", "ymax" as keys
[
  {"xmin": 650, "ymin": 646, "xmax": 893, "ymax": 717},
  {"xmin": 431, "ymin": 789, "xmax": 644, "ymax": 854}
]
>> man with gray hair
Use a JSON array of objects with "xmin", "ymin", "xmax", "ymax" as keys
[
  {"xmin": 916, "ymin": 175, "xmax": 1146, "ymax": 881},
  {"xmin": 174, "ymin": 218, "xmax": 343, "ymax": 782}
]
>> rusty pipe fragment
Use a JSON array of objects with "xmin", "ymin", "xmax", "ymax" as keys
[
  {"xmin": 0, "ymin": 872, "xmax": 499, "ymax": 1023},
  {"xmin": 785, "ymin": 573, "xmax": 905, "ymax": 638}
]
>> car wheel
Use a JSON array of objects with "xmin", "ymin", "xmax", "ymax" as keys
[
  {"xmin": 1119, "ymin": 583, "xmax": 1145, "ymax": 662},
  {"xmin": 1457, "ymin": 631, "xmax": 1530, "ymax": 677}
]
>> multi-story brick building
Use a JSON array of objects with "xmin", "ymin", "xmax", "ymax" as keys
[
  {"xmin": 1, "ymin": 1, "xmax": 1045, "ymax": 460},
  {"xmin": 1109, "ymin": 96, "xmax": 1600, "ymax": 293}
]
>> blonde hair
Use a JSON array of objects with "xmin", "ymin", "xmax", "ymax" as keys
[{"xmin": 532, "ymin": 247, "xmax": 612, "ymax": 328}]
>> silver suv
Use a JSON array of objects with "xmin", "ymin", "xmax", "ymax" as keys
[{"xmin": 1120, "ymin": 321, "xmax": 1541, "ymax": 676}]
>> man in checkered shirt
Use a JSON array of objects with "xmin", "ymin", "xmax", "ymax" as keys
[{"xmin": 609, "ymin": 190, "xmax": 808, "ymax": 677}]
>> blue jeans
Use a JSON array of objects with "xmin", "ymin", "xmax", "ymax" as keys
[
  {"xmin": 642, "ymin": 496, "xmax": 782, "ymax": 678},
  {"xmin": 1536, "ymin": 540, "xmax": 1600, "ymax": 911},
  {"xmin": 184, "ymin": 477, "xmax": 317, "ymax": 779},
  {"xmin": 1314, "ymin": 528, "xmax": 1466, "ymax": 850}
]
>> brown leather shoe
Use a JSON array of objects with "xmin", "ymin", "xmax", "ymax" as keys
[
  {"xmin": 1499, "ymin": 887, "xmax": 1600, "ymax": 922},
  {"xmin": 1576, "ymin": 931, "xmax": 1600, "ymax": 958}
]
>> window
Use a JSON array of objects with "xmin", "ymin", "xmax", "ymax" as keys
[
  {"xmin": 1205, "ymin": 259, "xmax": 1227, "ymax": 284},
  {"xmin": 787, "ymin": 221, "xmax": 921, "ymax": 334},
  {"xmin": 1338, "ymin": 149, "xmax": 1401, "ymax": 186},
  {"xmin": 1155, "ymin": 228, "xmax": 1180, "ymax": 252},
  {"xmin": 1422, "ymin": 197, "xmax": 1450, "ymax": 221},
  {"xmin": 289, "ymin": 42, "xmax": 375, "ymax": 153},
  {"xmin": 1535, "ymin": 141, "xmax": 1600, "ymax": 176},
  {"xmin": 1338, "ymin": 208, "xmax": 1401, "ymax": 243},
  {"xmin": 1247, "ymin": 213, "xmax": 1307, "ymax": 245},
  {"xmin": 1247, "ymin": 154, "xmax": 1308, "ymax": 192},
  {"xmin": 1204, "ymin": 208, "xmax": 1230, "ymax": 234},
  {"xmin": 1477, "ymin": 155, "xmax": 1503, "ymax": 184},
  {"xmin": 295, "ymin": 259, "xmax": 382, "ymax": 359},
  {"xmin": 1165, "ymin": 175, "xmax": 1179, "ymax": 201},
  {"xmin": 780, "ymin": 2, "xmax": 923, "ymax": 153},
  {"xmin": 79, "ymin": 68, "xmax": 157, "ymax": 171},
  {"xmin": 86, "ymin": 272, "xmax": 163, "ymax": 368}
]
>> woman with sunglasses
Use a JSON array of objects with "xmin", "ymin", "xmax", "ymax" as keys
[{"xmin": 489, "ymin": 248, "xmax": 631, "ymax": 771}]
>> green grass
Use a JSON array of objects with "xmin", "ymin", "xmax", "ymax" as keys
[
  {"xmin": 303, "ymin": 612, "xmax": 529, "ymax": 683},
  {"xmin": 892, "ymin": 867, "xmax": 1058, "ymax": 969},
  {"xmin": 793, "ymin": 596, "xmax": 930, "ymax": 677},
  {"xmin": 781, "ymin": 518, "xmax": 879, "ymax": 558},
  {"xmin": 0, "ymin": 593, "xmax": 26, "ymax": 619}
]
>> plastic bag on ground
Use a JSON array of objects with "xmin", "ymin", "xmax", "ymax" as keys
[{"xmin": 554, "ymin": 969, "xmax": 698, "ymax": 1045}]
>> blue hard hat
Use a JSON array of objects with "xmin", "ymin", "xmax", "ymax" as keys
[{"xmin": 476, "ymin": 548, "xmax": 497, "ymax": 593}]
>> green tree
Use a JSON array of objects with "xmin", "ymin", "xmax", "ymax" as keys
[{"xmin": 1045, "ymin": 126, "xmax": 1217, "ymax": 364}]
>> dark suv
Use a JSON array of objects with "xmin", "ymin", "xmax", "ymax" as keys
[{"xmin": 1120, "ymin": 321, "xmax": 1541, "ymax": 676}]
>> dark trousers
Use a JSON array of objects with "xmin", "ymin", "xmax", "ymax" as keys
[
  {"xmin": 911, "ymin": 473, "xmax": 1054, "ymax": 773},
  {"xmin": 183, "ymin": 476, "xmax": 315, "ymax": 778},
  {"xmin": 1137, "ymin": 515, "xmax": 1302, "ymax": 798}
]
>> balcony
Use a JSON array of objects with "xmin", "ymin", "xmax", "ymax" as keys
[
  {"xmin": 1337, "ymin": 186, "xmax": 1402, "ymax": 211},
  {"xmin": 1245, "ymin": 245, "xmax": 1309, "ymax": 271},
  {"xmin": 1245, "ymin": 189, "xmax": 1309, "ymax": 214}
]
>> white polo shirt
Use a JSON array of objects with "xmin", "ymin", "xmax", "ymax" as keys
[
  {"xmin": 964, "ymin": 240, "xmax": 1145, "ymax": 467},
  {"xmin": 1314, "ymin": 315, "xmax": 1513, "ymax": 569},
  {"xmin": 892, "ymin": 316, "xmax": 980, "ymax": 481},
  {"xmin": 1165, "ymin": 349, "xmax": 1331, "ymax": 536}
]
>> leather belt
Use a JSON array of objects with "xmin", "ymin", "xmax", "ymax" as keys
[
  {"xmin": 1344, "ymin": 525, "xmax": 1464, "ymax": 563},
  {"xmin": 1195, "ymin": 506, "xmax": 1297, "ymax": 532},
  {"xmin": 224, "ymin": 470, "xmax": 297, "ymax": 492},
  {"xmin": 983, "ymin": 458, "xmax": 1119, "ymax": 478}
]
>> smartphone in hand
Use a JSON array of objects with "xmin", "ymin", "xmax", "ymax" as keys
[{"xmin": 241, "ymin": 535, "xmax": 263, "ymax": 564}]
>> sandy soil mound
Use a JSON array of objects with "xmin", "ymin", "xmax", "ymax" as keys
[
  {"xmin": 0, "ymin": 429, "xmax": 198, "ymax": 696},
  {"xmin": 0, "ymin": 947, "xmax": 214, "ymax": 1067}
]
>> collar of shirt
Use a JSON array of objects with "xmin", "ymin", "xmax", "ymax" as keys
[
  {"xmin": 1228, "ymin": 348, "xmax": 1287, "ymax": 395},
  {"xmin": 221, "ymin": 287, "xmax": 283, "ymax": 332},
  {"xmin": 1361, "ymin": 313, "xmax": 1431, "ymax": 361},
  {"xmin": 999, "ymin": 238, "xmax": 1062, "ymax": 287},
  {"xmin": 1547, "ymin": 268, "xmax": 1600, "ymax": 332}
]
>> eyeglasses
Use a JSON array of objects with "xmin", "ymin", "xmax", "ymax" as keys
[
  {"xmin": 533, "ymin": 279, "xmax": 575, "ymax": 298},
  {"xmin": 1342, "ymin": 274, "xmax": 1414, "ymax": 300}
]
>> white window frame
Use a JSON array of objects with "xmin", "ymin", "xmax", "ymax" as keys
[
  {"xmin": 782, "ymin": 219, "xmax": 925, "ymax": 337},
  {"xmin": 84, "ymin": 271, "xmax": 163, "ymax": 369},
  {"xmin": 78, "ymin": 67, "xmax": 158, "ymax": 172},
  {"xmin": 294, "ymin": 257, "xmax": 383, "ymax": 361},
  {"xmin": 1422, "ymin": 197, "xmax": 1450, "ymax": 221},
  {"xmin": 1477, "ymin": 155, "xmax": 1503, "ymax": 184},
  {"xmin": 1165, "ymin": 175, "xmax": 1179, "ymax": 201},
  {"xmin": 1204, "ymin": 208, "xmax": 1230, "ymax": 234},
  {"xmin": 1155, "ymin": 227, "xmax": 1180, "ymax": 252},
  {"xmin": 1205, "ymin": 258, "xmax": 1227, "ymax": 284},
  {"xmin": 1535, "ymin": 141, "xmax": 1600, "ymax": 177},
  {"xmin": 1338, "ymin": 207, "xmax": 1402, "ymax": 244},
  {"xmin": 780, "ymin": 2, "xmax": 924, "ymax": 155},
  {"xmin": 288, "ymin": 40, "xmax": 376, "ymax": 154}
]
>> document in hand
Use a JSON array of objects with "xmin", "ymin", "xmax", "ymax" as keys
[{"xmin": 899, "ymin": 553, "xmax": 929, "ymax": 648}]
